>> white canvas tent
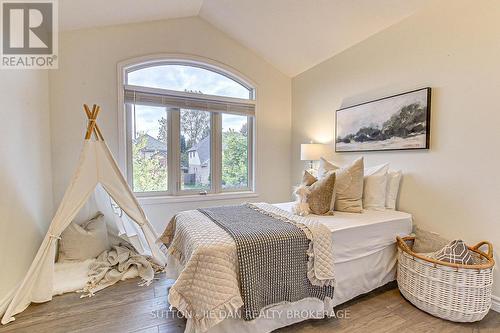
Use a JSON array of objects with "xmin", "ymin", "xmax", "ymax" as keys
[{"xmin": 0, "ymin": 105, "xmax": 167, "ymax": 325}]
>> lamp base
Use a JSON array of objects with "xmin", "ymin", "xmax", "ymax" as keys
[{"xmin": 305, "ymin": 160, "xmax": 318, "ymax": 177}]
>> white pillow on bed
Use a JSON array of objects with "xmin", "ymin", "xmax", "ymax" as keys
[
  {"xmin": 363, "ymin": 164, "xmax": 389, "ymax": 210},
  {"xmin": 385, "ymin": 170, "xmax": 402, "ymax": 210}
]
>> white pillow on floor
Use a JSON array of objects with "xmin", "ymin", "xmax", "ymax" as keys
[
  {"xmin": 385, "ymin": 170, "xmax": 402, "ymax": 210},
  {"xmin": 363, "ymin": 164, "xmax": 389, "ymax": 210}
]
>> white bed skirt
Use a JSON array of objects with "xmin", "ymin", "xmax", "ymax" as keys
[{"xmin": 165, "ymin": 243, "xmax": 398, "ymax": 333}]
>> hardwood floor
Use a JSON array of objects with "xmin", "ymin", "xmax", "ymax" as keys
[{"xmin": 0, "ymin": 276, "xmax": 498, "ymax": 332}]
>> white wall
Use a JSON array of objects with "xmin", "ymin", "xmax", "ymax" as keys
[
  {"xmin": 0, "ymin": 71, "xmax": 53, "ymax": 300},
  {"xmin": 49, "ymin": 17, "xmax": 292, "ymax": 232},
  {"xmin": 292, "ymin": 0, "xmax": 500, "ymax": 297}
]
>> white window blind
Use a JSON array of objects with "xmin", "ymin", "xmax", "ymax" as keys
[{"xmin": 124, "ymin": 85, "xmax": 255, "ymax": 116}]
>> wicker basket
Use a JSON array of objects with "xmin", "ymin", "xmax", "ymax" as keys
[{"xmin": 396, "ymin": 236, "xmax": 495, "ymax": 322}]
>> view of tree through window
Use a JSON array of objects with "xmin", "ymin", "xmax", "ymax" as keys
[
  {"xmin": 126, "ymin": 61, "xmax": 254, "ymax": 196},
  {"xmin": 131, "ymin": 105, "xmax": 168, "ymax": 192},
  {"xmin": 180, "ymin": 109, "xmax": 211, "ymax": 191},
  {"xmin": 222, "ymin": 114, "xmax": 249, "ymax": 189}
]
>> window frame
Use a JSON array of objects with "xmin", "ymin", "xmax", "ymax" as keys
[
  {"xmin": 126, "ymin": 60, "xmax": 255, "ymax": 100},
  {"xmin": 119, "ymin": 56, "xmax": 256, "ymax": 200}
]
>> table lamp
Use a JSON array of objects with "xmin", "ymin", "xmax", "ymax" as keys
[{"xmin": 300, "ymin": 143, "xmax": 324, "ymax": 170}]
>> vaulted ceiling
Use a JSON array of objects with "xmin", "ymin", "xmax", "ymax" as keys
[{"xmin": 60, "ymin": 0, "xmax": 432, "ymax": 76}]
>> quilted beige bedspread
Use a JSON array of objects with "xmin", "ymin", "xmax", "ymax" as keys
[{"xmin": 158, "ymin": 203, "xmax": 335, "ymax": 333}]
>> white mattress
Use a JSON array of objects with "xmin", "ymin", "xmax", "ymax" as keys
[{"xmin": 273, "ymin": 202, "xmax": 413, "ymax": 263}]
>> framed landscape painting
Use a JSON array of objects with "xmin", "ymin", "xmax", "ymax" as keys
[{"xmin": 335, "ymin": 87, "xmax": 431, "ymax": 152}]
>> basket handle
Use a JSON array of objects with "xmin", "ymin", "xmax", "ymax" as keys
[
  {"xmin": 396, "ymin": 236, "xmax": 414, "ymax": 253},
  {"xmin": 472, "ymin": 241, "xmax": 493, "ymax": 259}
]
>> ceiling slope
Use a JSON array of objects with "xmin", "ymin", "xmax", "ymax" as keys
[
  {"xmin": 199, "ymin": 0, "xmax": 433, "ymax": 76},
  {"xmin": 59, "ymin": 0, "xmax": 432, "ymax": 76},
  {"xmin": 60, "ymin": 0, "xmax": 203, "ymax": 31}
]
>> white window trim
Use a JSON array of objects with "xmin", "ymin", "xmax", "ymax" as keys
[
  {"xmin": 138, "ymin": 191, "xmax": 259, "ymax": 206},
  {"xmin": 117, "ymin": 54, "xmax": 259, "ymax": 200}
]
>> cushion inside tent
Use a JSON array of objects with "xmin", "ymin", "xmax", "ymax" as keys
[{"xmin": 53, "ymin": 184, "xmax": 152, "ymax": 295}]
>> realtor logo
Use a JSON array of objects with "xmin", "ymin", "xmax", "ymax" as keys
[{"xmin": 1, "ymin": 0, "xmax": 58, "ymax": 68}]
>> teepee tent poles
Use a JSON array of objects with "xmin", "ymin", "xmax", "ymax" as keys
[
  {"xmin": 0, "ymin": 105, "xmax": 167, "ymax": 325},
  {"xmin": 83, "ymin": 104, "xmax": 104, "ymax": 141}
]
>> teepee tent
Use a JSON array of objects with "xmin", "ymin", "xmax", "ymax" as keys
[{"xmin": 0, "ymin": 105, "xmax": 167, "ymax": 325}]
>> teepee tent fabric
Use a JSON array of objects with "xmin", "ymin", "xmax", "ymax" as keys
[
  {"xmin": 89, "ymin": 185, "xmax": 151, "ymax": 258},
  {"xmin": 0, "ymin": 106, "xmax": 167, "ymax": 325}
]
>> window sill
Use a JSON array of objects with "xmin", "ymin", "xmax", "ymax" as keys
[{"xmin": 137, "ymin": 191, "xmax": 259, "ymax": 205}]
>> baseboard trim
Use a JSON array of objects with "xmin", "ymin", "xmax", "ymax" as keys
[{"xmin": 492, "ymin": 295, "xmax": 500, "ymax": 313}]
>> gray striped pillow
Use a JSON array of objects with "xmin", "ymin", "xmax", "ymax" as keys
[{"xmin": 432, "ymin": 240, "xmax": 474, "ymax": 265}]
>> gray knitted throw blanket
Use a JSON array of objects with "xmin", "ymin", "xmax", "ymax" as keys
[{"xmin": 198, "ymin": 204, "xmax": 334, "ymax": 320}]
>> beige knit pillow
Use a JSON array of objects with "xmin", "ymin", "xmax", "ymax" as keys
[
  {"xmin": 292, "ymin": 170, "xmax": 318, "ymax": 216},
  {"xmin": 307, "ymin": 171, "xmax": 336, "ymax": 215},
  {"xmin": 318, "ymin": 157, "xmax": 364, "ymax": 213}
]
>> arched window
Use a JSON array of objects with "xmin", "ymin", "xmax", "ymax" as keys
[
  {"xmin": 122, "ymin": 59, "xmax": 255, "ymax": 197},
  {"xmin": 127, "ymin": 64, "xmax": 253, "ymax": 99}
]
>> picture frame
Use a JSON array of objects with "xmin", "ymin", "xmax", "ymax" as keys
[{"xmin": 335, "ymin": 87, "xmax": 431, "ymax": 152}]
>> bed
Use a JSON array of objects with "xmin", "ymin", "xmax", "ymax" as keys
[{"xmin": 163, "ymin": 202, "xmax": 412, "ymax": 333}]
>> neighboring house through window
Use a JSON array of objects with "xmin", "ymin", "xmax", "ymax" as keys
[
  {"xmin": 121, "ymin": 58, "xmax": 255, "ymax": 197},
  {"xmin": 187, "ymin": 136, "xmax": 210, "ymax": 187}
]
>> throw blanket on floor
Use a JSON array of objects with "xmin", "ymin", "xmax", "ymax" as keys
[
  {"xmin": 79, "ymin": 244, "xmax": 156, "ymax": 297},
  {"xmin": 159, "ymin": 203, "xmax": 335, "ymax": 332},
  {"xmin": 198, "ymin": 204, "xmax": 335, "ymax": 320}
]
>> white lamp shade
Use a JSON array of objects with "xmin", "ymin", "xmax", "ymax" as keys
[{"xmin": 300, "ymin": 143, "xmax": 325, "ymax": 161}]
